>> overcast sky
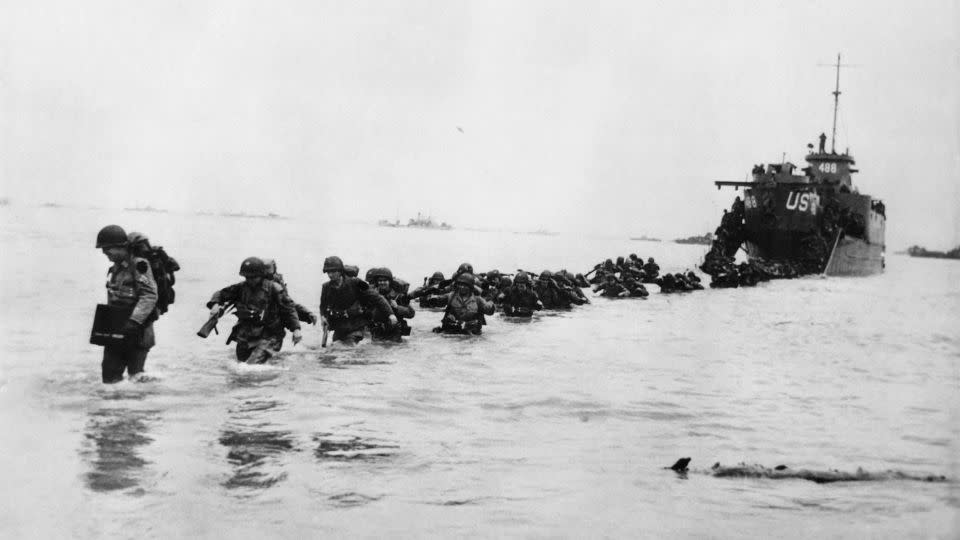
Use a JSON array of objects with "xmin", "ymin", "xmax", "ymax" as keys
[{"xmin": 1, "ymin": 0, "xmax": 957, "ymax": 248}]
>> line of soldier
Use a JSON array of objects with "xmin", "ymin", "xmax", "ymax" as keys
[
  {"xmin": 94, "ymin": 224, "xmax": 699, "ymax": 384},
  {"xmin": 586, "ymin": 254, "xmax": 704, "ymax": 296}
]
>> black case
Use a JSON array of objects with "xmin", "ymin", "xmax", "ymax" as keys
[{"xmin": 90, "ymin": 304, "xmax": 133, "ymax": 347}]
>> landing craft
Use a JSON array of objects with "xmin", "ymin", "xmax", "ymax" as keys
[{"xmin": 714, "ymin": 55, "xmax": 886, "ymax": 276}]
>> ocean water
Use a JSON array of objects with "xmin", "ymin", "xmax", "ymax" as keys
[{"xmin": 1, "ymin": 206, "xmax": 958, "ymax": 539}]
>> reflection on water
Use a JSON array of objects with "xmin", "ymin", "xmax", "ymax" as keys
[
  {"xmin": 80, "ymin": 408, "xmax": 158, "ymax": 493},
  {"xmin": 314, "ymin": 432, "xmax": 399, "ymax": 462},
  {"xmin": 220, "ymin": 399, "xmax": 295, "ymax": 490}
]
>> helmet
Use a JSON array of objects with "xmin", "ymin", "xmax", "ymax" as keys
[
  {"xmin": 239, "ymin": 256, "xmax": 266, "ymax": 277},
  {"xmin": 514, "ymin": 272, "xmax": 531, "ymax": 285},
  {"xmin": 344, "ymin": 265, "xmax": 359, "ymax": 278},
  {"xmin": 96, "ymin": 225, "xmax": 127, "ymax": 248},
  {"xmin": 629, "ymin": 253, "xmax": 638, "ymax": 260},
  {"xmin": 456, "ymin": 263, "xmax": 474, "ymax": 275},
  {"xmin": 486, "ymin": 269, "xmax": 501, "ymax": 279},
  {"xmin": 369, "ymin": 267, "xmax": 393, "ymax": 281},
  {"xmin": 647, "ymin": 257, "xmax": 655, "ymax": 263},
  {"xmin": 539, "ymin": 270, "xmax": 553, "ymax": 280},
  {"xmin": 323, "ymin": 256, "xmax": 344, "ymax": 272},
  {"xmin": 455, "ymin": 273, "xmax": 475, "ymax": 286},
  {"xmin": 262, "ymin": 258, "xmax": 277, "ymax": 275},
  {"xmin": 430, "ymin": 271, "xmax": 445, "ymax": 282}
]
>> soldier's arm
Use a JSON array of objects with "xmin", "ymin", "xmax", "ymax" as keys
[
  {"xmin": 359, "ymin": 282, "xmax": 394, "ymax": 320},
  {"xmin": 294, "ymin": 302, "xmax": 317, "ymax": 324},
  {"xmin": 207, "ymin": 283, "xmax": 242, "ymax": 308},
  {"xmin": 130, "ymin": 260, "xmax": 158, "ymax": 325},
  {"xmin": 272, "ymin": 282, "xmax": 302, "ymax": 332},
  {"xmin": 394, "ymin": 300, "xmax": 415, "ymax": 319},
  {"xmin": 478, "ymin": 297, "xmax": 495, "ymax": 315}
]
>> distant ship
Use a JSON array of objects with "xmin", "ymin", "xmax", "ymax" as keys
[
  {"xmin": 712, "ymin": 55, "xmax": 885, "ymax": 276},
  {"xmin": 675, "ymin": 232, "xmax": 714, "ymax": 245},
  {"xmin": 406, "ymin": 212, "xmax": 452, "ymax": 230},
  {"xmin": 124, "ymin": 205, "xmax": 167, "ymax": 213},
  {"xmin": 630, "ymin": 235, "xmax": 662, "ymax": 242},
  {"xmin": 906, "ymin": 245, "xmax": 960, "ymax": 260},
  {"xmin": 219, "ymin": 211, "xmax": 286, "ymax": 220}
]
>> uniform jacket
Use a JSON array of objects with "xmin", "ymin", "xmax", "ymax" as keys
[
  {"xmin": 107, "ymin": 256, "xmax": 158, "ymax": 348},
  {"xmin": 534, "ymin": 282, "xmax": 575, "ymax": 309},
  {"xmin": 380, "ymin": 288, "xmax": 415, "ymax": 320},
  {"xmin": 320, "ymin": 277, "xmax": 393, "ymax": 333},
  {"xmin": 208, "ymin": 279, "xmax": 300, "ymax": 341},
  {"xmin": 497, "ymin": 287, "xmax": 542, "ymax": 311},
  {"xmin": 443, "ymin": 292, "xmax": 495, "ymax": 323}
]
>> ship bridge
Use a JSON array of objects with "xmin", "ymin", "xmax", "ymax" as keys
[{"xmin": 804, "ymin": 150, "xmax": 857, "ymax": 191}]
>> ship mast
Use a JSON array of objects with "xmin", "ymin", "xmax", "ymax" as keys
[{"xmin": 830, "ymin": 53, "xmax": 842, "ymax": 153}]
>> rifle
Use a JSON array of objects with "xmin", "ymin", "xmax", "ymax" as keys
[
  {"xmin": 197, "ymin": 303, "xmax": 233, "ymax": 338},
  {"xmin": 321, "ymin": 318, "xmax": 329, "ymax": 347}
]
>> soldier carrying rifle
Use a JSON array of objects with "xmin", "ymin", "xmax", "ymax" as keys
[{"xmin": 206, "ymin": 257, "xmax": 302, "ymax": 363}]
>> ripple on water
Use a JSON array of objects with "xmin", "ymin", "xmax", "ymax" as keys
[
  {"xmin": 219, "ymin": 427, "xmax": 296, "ymax": 490},
  {"xmin": 314, "ymin": 432, "xmax": 399, "ymax": 462}
]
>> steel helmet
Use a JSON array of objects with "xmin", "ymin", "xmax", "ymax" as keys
[
  {"xmin": 514, "ymin": 272, "xmax": 531, "ymax": 285},
  {"xmin": 344, "ymin": 265, "xmax": 359, "ymax": 278},
  {"xmin": 96, "ymin": 225, "xmax": 127, "ymax": 248},
  {"xmin": 539, "ymin": 270, "xmax": 553, "ymax": 280},
  {"xmin": 323, "ymin": 256, "xmax": 344, "ymax": 272},
  {"xmin": 430, "ymin": 271, "xmax": 445, "ymax": 282},
  {"xmin": 239, "ymin": 256, "xmax": 266, "ymax": 277},
  {"xmin": 262, "ymin": 258, "xmax": 277, "ymax": 275},
  {"xmin": 456, "ymin": 263, "xmax": 474, "ymax": 275},
  {"xmin": 486, "ymin": 269, "xmax": 501, "ymax": 279},
  {"xmin": 369, "ymin": 267, "xmax": 393, "ymax": 281},
  {"xmin": 455, "ymin": 273, "xmax": 475, "ymax": 286}
]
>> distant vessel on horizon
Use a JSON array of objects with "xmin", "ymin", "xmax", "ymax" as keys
[
  {"xmin": 905, "ymin": 245, "xmax": 960, "ymax": 260},
  {"xmin": 219, "ymin": 211, "xmax": 287, "ymax": 220},
  {"xmin": 630, "ymin": 235, "xmax": 661, "ymax": 242},
  {"xmin": 407, "ymin": 212, "xmax": 452, "ymax": 230},
  {"xmin": 124, "ymin": 205, "xmax": 168, "ymax": 213},
  {"xmin": 675, "ymin": 232, "xmax": 714, "ymax": 245}
]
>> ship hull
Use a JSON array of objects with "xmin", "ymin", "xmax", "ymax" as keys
[{"xmin": 742, "ymin": 185, "xmax": 885, "ymax": 276}]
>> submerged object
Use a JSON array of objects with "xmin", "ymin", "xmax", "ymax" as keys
[
  {"xmin": 666, "ymin": 458, "xmax": 947, "ymax": 484},
  {"xmin": 711, "ymin": 55, "xmax": 885, "ymax": 276}
]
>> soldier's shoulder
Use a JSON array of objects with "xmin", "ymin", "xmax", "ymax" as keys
[
  {"xmin": 132, "ymin": 256, "xmax": 152, "ymax": 272},
  {"xmin": 131, "ymin": 257, "xmax": 156, "ymax": 280},
  {"xmin": 264, "ymin": 279, "xmax": 285, "ymax": 293},
  {"xmin": 349, "ymin": 277, "xmax": 369, "ymax": 291}
]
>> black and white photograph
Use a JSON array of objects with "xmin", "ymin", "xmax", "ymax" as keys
[{"xmin": 1, "ymin": 1, "xmax": 958, "ymax": 538}]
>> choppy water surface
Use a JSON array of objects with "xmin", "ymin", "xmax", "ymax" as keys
[{"xmin": 1, "ymin": 207, "xmax": 958, "ymax": 538}]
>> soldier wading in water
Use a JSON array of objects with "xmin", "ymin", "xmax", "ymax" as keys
[
  {"xmin": 207, "ymin": 257, "xmax": 302, "ymax": 363},
  {"xmin": 434, "ymin": 273, "xmax": 495, "ymax": 335},
  {"xmin": 96, "ymin": 225, "xmax": 158, "ymax": 383},
  {"xmin": 320, "ymin": 256, "xmax": 396, "ymax": 344}
]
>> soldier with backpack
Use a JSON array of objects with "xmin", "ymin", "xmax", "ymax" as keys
[
  {"xmin": 94, "ymin": 225, "xmax": 161, "ymax": 383},
  {"xmin": 207, "ymin": 257, "xmax": 303, "ymax": 363}
]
